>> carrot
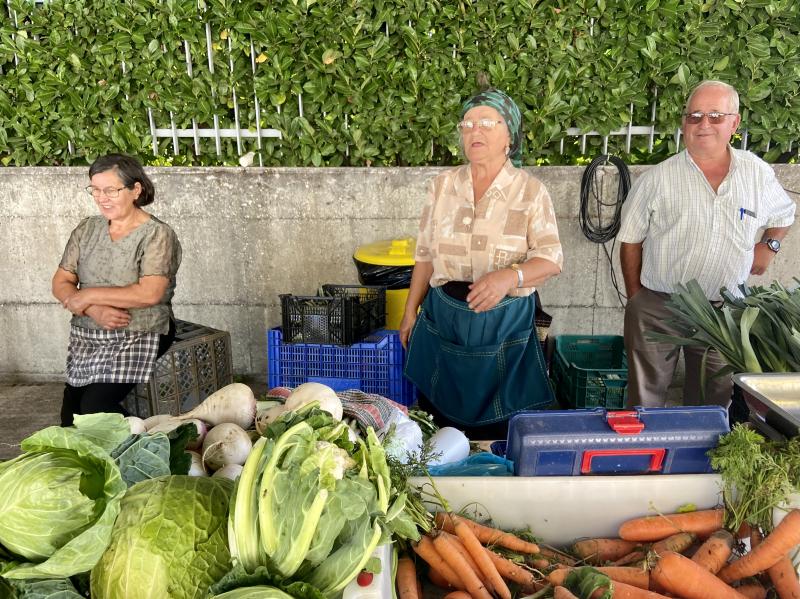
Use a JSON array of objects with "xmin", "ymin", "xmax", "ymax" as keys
[
  {"xmin": 651, "ymin": 531, "xmax": 696, "ymax": 555},
  {"xmin": 609, "ymin": 550, "xmax": 647, "ymax": 567},
  {"xmin": 435, "ymin": 512, "xmax": 540, "ymax": 554},
  {"xmin": 554, "ymin": 586, "xmax": 580, "ymax": 599},
  {"xmin": 537, "ymin": 545, "xmax": 578, "ymax": 566},
  {"xmin": 396, "ymin": 556, "xmax": 419, "ymax": 599},
  {"xmin": 411, "ymin": 535, "xmax": 464, "ymax": 591},
  {"xmin": 454, "ymin": 519, "xmax": 511, "ymax": 599},
  {"xmin": 690, "ymin": 529, "xmax": 734, "ymax": 574},
  {"xmin": 441, "ymin": 531, "xmax": 487, "ymax": 588},
  {"xmin": 432, "ymin": 531, "xmax": 493, "ymax": 599},
  {"xmin": 719, "ymin": 510, "xmax": 800, "ymax": 584},
  {"xmin": 573, "ymin": 538, "xmax": 640, "ymax": 564},
  {"xmin": 484, "ymin": 548, "xmax": 540, "ymax": 591},
  {"xmin": 618, "ymin": 508, "xmax": 724, "ymax": 542},
  {"xmin": 428, "ymin": 567, "xmax": 456, "ymax": 590},
  {"xmin": 736, "ymin": 582, "xmax": 768, "ymax": 599},
  {"xmin": 767, "ymin": 554, "xmax": 800, "ymax": 599},
  {"xmin": 547, "ymin": 566, "xmax": 649, "ymax": 590},
  {"xmin": 443, "ymin": 593, "xmax": 473, "ymax": 599},
  {"xmin": 651, "ymin": 550, "xmax": 748, "ymax": 599},
  {"xmin": 597, "ymin": 580, "xmax": 672, "ymax": 599}
]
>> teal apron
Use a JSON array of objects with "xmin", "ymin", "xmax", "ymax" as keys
[{"xmin": 404, "ymin": 286, "xmax": 554, "ymax": 426}]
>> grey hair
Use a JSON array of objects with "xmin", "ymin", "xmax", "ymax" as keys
[{"xmin": 685, "ymin": 80, "xmax": 740, "ymax": 114}]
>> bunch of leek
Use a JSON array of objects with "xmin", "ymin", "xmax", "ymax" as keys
[
  {"xmin": 224, "ymin": 403, "xmax": 419, "ymax": 598},
  {"xmin": 649, "ymin": 279, "xmax": 800, "ymax": 374}
]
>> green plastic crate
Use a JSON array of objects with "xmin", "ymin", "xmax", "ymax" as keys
[{"xmin": 551, "ymin": 335, "xmax": 628, "ymax": 409}]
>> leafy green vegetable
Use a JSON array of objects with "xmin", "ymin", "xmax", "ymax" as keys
[
  {"xmin": 69, "ymin": 414, "xmax": 132, "ymax": 453},
  {"xmin": 652, "ymin": 280, "xmax": 800, "ymax": 378},
  {"xmin": 212, "ymin": 587, "xmax": 295, "ymax": 598},
  {"xmin": 565, "ymin": 566, "xmax": 613, "ymax": 599},
  {"xmin": 5, "ymin": 577, "xmax": 84, "ymax": 599},
  {"xmin": 167, "ymin": 423, "xmax": 201, "ymax": 475},
  {"xmin": 110, "ymin": 433, "xmax": 172, "ymax": 487},
  {"xmin": 90, "ymin": 475, "xmax": 233, "ymax": 599},
  {"xmin": 228, "ymin": 406, "xmax": 418, "ymax": 597},
  {"xmin": 0, "ymin": 426, "xmax": 126, "ymax": 580},
  {"xmin": 709, "ymin": 424, "xmax": 800, "ymax": 533}
]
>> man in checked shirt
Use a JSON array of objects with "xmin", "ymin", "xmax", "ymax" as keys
[{"xmin": 617, "ymin": 80, "xmax": 796, "ymax": 409}]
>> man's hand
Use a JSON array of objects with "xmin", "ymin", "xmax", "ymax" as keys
[
  {"xmin": 467, "ymin": 269, "xmax": 517, "ymax": 313},
  {"xmin": 85, "ymin": 305, "xmax": 131, "ymax": 330},
  {"xmin": 62, "ymin": 290, "xmax": 92, "ymax": 315},
  {"xmin": 398, "ymin": 310, "xmax": 417, "ymax": 349},
  {"xmin": 750, "ymin": 242, "xmax": 776, "ymax": 275}
]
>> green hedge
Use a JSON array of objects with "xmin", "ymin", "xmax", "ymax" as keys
[{"xmin": 1, "ymin": 0, "xmax": 799, "ymax": 166}]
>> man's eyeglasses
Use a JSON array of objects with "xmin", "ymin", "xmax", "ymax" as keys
[
  {"xmin": 457, "ymin": 119, "xmax": 504, "ymax": 131},
  {"xmin": 683, "ymin": 111, "xmax": 737, "ymax": 125},
  {"xmin": 85, "ymin": 186, "xmax": 127, "ymax": 198}
]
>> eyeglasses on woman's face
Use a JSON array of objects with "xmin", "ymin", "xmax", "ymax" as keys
[
  {"xmin": 457, "ymin": 119, "xmax": 504, "ymax": 132},
  {"xmin": 682, "ymin": 111, "xmax": 737, "ymax": 125},
  {"xmin": 85, "ymin": 186, "xmax": 128, "ymax": 198}
]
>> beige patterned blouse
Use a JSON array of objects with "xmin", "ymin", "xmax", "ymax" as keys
[
  {"xmin": 415, "ymin": 160, "xmax": 563, "ymax": 296},
  {"xmin": 59, "ymin": 215, "xmax": 182, "ymax": 334}
]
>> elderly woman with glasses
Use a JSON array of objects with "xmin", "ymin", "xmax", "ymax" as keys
[
  {"xmin": 400, "ymin": 88, "xmax": 563, "ymax": 439},
  {"xmin": 52, "ymin": 154, "xmax": 182, "ymax": 426}
]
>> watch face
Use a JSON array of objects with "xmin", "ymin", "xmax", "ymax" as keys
[{"xmin": 766, "ymin": 239, "xmax": 781, "ymax": 252}]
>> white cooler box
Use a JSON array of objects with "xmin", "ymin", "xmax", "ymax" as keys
[{"xmin": 344, "ymin": 474, "xmax": 723, "ymax": 598}]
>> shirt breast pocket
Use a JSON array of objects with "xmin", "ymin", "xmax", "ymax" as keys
[{"xmin": 732, "ymin": 208, "xmax": 761, "ymax": 252}]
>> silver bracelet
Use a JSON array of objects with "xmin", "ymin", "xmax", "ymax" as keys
[{"xmin": 510, "ymin": 264, "xmax": 524, "ymax": 288}]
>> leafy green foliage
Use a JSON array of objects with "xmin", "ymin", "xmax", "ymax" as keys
[
  {"xmin": 89, "ymin": 475, "xmax": 234, "ymax": 599},
  {"xmin": 1, "ymin": 0, "xmax": 799, "ymax": 166},
  {"xmin": 709, "ymin": 424, "xmax": 800, "ymax": 533}
]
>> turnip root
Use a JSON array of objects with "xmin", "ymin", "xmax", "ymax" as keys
[
  {"xmin": 177, "ymin": 383, "xmax": 256, "ymax": 429},
  {"xmin": 202, "ymin": 422, "xmax": 252, "ymax": 471},
  {"xmin": 187, "ymin": 451, "xmax": 207, "ymax": 476},
  {"xmin": 148, "ymin": 418, "xmax": 208, "ymax": 450},
  {"xmin": 255, "ymin": 404, "xmax": 288, "ymax": 434},
  {"xmin": 285, "ymin": 382, "xmax": 343, "ymax": 420},
  {"xmin": 212, "ymin": 463, "xmax": 244, "ymax": 480},
  {"xmin": 143, "ymin": 413, "xmax": 174, "ymax": 430},
  {"xmin": 125, "ymin": 416, "xmax": 146, "ymax": 435}
]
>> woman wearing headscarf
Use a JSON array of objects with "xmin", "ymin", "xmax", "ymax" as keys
[{"xmin": 400, "ymin": 88, "xmax": 563, "ymax": 439}]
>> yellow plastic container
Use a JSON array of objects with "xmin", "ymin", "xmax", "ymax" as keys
[{"xmin": 353, "ymin": 238, "xmax": 416, "ymax": 330}]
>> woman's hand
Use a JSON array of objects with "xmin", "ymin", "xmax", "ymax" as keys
[
  {"xmin": 399, "ymin": 310, "xmax": 417, "ymax": 349},
  {"xmin": 467, "ymin": 269, "xmax": 517, "ymax": 313},
  {"xmin": 62, "ymin": 290, "xmax": 92, "ymax": 315},
  {"xmin": 85, "ymin": 305, "xmax": 131, "ymax": 330}
]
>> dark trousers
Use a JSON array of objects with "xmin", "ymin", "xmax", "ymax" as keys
[
  {"xmin": 60, "ymin": 320, "xmax": 176, "ymax": 426},
  {"xmin": 415, "ymin": 393, "xmax": 511, "ymax": 441}
]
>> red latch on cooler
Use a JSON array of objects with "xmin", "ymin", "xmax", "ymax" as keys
[{"xmin": 606, "ymin": 411, "xmax": 645, "ymax": 435}]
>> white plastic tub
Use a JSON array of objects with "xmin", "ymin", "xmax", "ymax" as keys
[{"xmin": 412, "ymin": 473, "xmax": 723, "ymax": 546}]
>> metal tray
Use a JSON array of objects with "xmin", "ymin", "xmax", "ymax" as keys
[{"xmin": 733, "ymin": 373, "xmax": 800, "ymax": 438}]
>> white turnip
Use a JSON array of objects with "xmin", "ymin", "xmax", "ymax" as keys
[
  {"xmin": 201, "ymin": 422, "xmax": 252, "ymax": 471},
  {"xmin": 142, "ymin": 413, "xmax": 174, "ymax": 430},
  {"xmin": 255, "ymin": 404, "xmax": 287, "ymax": 434},
  {"xmin": 148, "ymin": 418, "xmax": 208, "ymax": 450},
  {"xmin": 212, "ymin": 463, "xmax": 244, "ymax": 481},
  {"xmin": 187, "ymin": 451, "xmax": 207, "ymax": 476},
  {"xmin": 125, "ymin": 416, "xmax": 146, "ymax": 435},
  {"xmin": 285, "ymin": 382, "xmax": 343, "ymax": 420},
  {"xmin": 177, "ymin": 383, "xmax": 256, "ymax": 429}
]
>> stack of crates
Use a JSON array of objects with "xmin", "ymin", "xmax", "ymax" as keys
[
  {"xmin": 269, "ymin": 284, "xmax": 416, "ymax": 406},
  {"xmin": 124, "ymin": 320, "xmax": 233, "ymax": 418},
  {"xmin": 550, "ymin": 334, "xmax": 628, "ymax": 409}
]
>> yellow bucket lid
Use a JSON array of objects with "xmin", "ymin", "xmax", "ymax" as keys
[{"xmin": 354, "ymin": 237, "xmax": 416, "ymax": 266}]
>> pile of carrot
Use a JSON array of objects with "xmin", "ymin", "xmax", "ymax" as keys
[{"xmin": 395, "ymin": 508, "xmax": 800, "ymax": 599}]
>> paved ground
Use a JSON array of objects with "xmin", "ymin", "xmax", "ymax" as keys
[{"xmin": 0, "ymin": 378, "xmax": 269, "ymax": 461}]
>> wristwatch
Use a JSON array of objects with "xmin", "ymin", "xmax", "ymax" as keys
[
  {"xmin": 509, "ymin": 263, "xmax": 524, "ymax": 288},
  {"xmin": 762, "ymin": 238, "xmax": 781, "ymax": 253}
]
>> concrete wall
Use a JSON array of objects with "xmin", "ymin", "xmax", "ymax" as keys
[{"xmin": 2, "ymin": 165, "xmax": 798, "ymax": 381}]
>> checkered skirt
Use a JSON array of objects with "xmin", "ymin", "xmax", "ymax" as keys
[{"xmin": 66, "ymin": 325, "xmax": 160, "ymax": 386}]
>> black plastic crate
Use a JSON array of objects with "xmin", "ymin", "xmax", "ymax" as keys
[
  {"xmin": 280, "ymin": 284, "xmax": 386, "ymax": 345},
  {"xmin": 123, "ymin": 320, "xmax": 233, "ymax": 419}
]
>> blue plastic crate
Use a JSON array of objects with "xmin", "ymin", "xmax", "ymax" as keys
[{"xmin": 267, "ymin": 327, "xmax": 416, "ymax": 406}]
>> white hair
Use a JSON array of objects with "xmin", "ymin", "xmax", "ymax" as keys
[{"xmin": 685, "ymin": 80, "xmax": 740, "ymax": 113}]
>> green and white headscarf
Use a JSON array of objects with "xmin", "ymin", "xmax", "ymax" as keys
[{"xmin": 461, "ymin": 88, "xmax": 524, "ymax": 167}]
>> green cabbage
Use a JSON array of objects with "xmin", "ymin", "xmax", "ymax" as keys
[
  {"xmin": 0, "ymin": 425, "xmax": 127, "ymax": 580},
  {"xmin": 213, "ymin": 587, "xmax": 295, "ymax": 598},
  {"xmin": 90, "ymin": 475, "xmax": 233, "ymax": 599}
]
